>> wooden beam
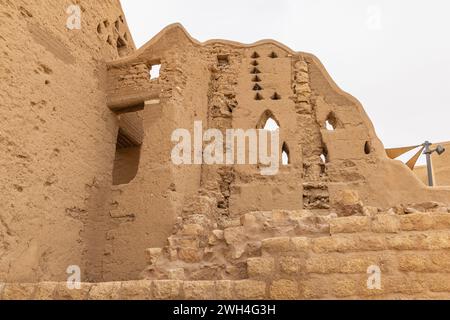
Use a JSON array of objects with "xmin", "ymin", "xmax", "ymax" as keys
[{"xmin": 107, "ymin": 86, "xmax": 162, "ymax": 112}]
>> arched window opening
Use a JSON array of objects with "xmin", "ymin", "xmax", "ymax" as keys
[
  {"xmin": 282, "ymin": 142, "xmax": 290, "ymax": 165},
  {"xmin": 263, "ymin": 118, "xmax": 279, "ymax": 131},
  {"xmin": 364, "ymin": 141, "xmax": 372, "ymax": 154},
  {"xmin": 149, "ymin": 64, "xmax": 161, "ymax": 80},
  {"xmin": 320, "ymin": 145, "xmax": 329, "ymax": 164},
  {"xmin": 113, "ymin": 112, "xmax": 143, "ymax": 185},
  {"xmin": 325, "ymin": 120, "xmax": 334, "ymax": 131},
  {"xmin": 325, "ymin": 112, "xmax": 338, "ymax": 131},
  {"xmin": 117, "ymin": 37, "xmax": 128, "ymax": 57},
  {"xmin": 257, "ymin": 110, "xmax": 281, "ymax": 131}
]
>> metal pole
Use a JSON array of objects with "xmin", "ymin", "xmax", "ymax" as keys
[{"xmin": 423, "ymin": 141, "xmax": 434, "ymax": 187}]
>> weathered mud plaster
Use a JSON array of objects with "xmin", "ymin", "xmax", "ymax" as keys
[
  {"xmin": 104, "ymin": 24, "xmax": 450, "ymax": 281},
  {"xmin": 0, "ymin": 0, "xmax": 135, "ymax": 283},
  {"xmin": 1, "ymin": 0, "xmax": 449, "ymax": 288}
]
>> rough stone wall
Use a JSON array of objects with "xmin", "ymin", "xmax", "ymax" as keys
[
  {"xmin": 2, "ymin": 212, "xmax": 450, "ymax": 300},
  {"xmin": 0, "ymin": 0, "xmax": 134, "ymax": 282}
]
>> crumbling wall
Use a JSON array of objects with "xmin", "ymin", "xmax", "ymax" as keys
[
  {"xmin": 304, "ymin": 56, "xmax": 450, "ymax": 208},
  {"xmin": 101, "ymin": 24, "xmax": 450, "ymax": 281},
  {"xmin": 0, "ymin": 0, "xmax": 134, "ymax": 282},
  {"xmin": 103, "ymin": 27, "xmax": 210, "ymax": 281},
  {"xmin": 2, "ymin": 6, "xmax": 450, "ymax": 288},
  {"xmin": 2, "ymin": 212, "xmax": 450, "ymax": 300}
]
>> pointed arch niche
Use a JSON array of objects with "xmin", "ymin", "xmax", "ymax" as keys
[
  {"xmin": 282, "ymin": 142, "xmax": 290, "ymax": 165},
  {"xmin": 325, "ymin": 112, "xmax": 339, "ymax": 131},
  {"xmin": 257, "ymin": 110, "xmax": 280, "ymax": 131}
]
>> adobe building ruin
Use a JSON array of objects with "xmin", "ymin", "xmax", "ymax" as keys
[{"xmin": 1, "ymin": 1, "xmax": 450, "ymax": 299}]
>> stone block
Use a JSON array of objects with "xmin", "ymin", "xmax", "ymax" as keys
[
  {"xmin": 119, "ymin": 280, "xmax": 152, "ymax": 300},
  {"xmin": 215, "ymin": 281, "xmax": 234, "ymax": 300},
  {"xmin": 54, "ymin": 282, "xmax": 92, "ymax": 300},
  {"xmin": 270, "ymin": 280, "xmax": 299, "ymax": 300},
  {"xmin": 2, "ymin": 283, "xmax": 35, "ymax": 300},
  {"xmin": 290, "ymin": 237, "xmax": 310, "ymax": 252},
  {"xmin": 262, "ymin": 237, "xmax": 291, "ymax": 253},
  {"xmin": 145, "ymin": 248, "xmax": 163, "ymax": 265},
  {"xmin": 34, "ymin": 282, "xmax": 58, "ymax": 300},
  {"xmin": 153, "ymin": 280, "xmax": 182, "ymax": 300},
  {"xmin": 183, "ymin": 281, "xmax": 215, "ymax": 300},
  {"xmin": 178, "ymin": 248, "xmax": 203, "ymax": 263},
  {"xmin": 247, "ymin": 257, "xmax": 275, "ymax": 278},
  {"xmin": 234, "ymin": 280, "xmax": 266, "ymax": 300},
  {"xmin": 371, "ymin": 214, "xmax": 400, "ymax": 233},
  {"xmin": 88, "ymin": 282, "xmax": 122, "ymax": 300},
  {"xmin": 330, "ymin": 216, "xmax": 370, "ymax": 234},
  {"xmin": 279, "ymin": 256, "xmax": 302, "ymax": 275},
  {"xmin": 398, "ymin": 253, "xmax": 431, "ymax": 272},
  {"xmin": 399, "ymin": 214, "xmax": 434, "ymax": 231}
]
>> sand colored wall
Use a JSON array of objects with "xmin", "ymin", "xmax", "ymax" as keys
[
  {"xmin": 105, "ymin": 25, "xmax": 450, "ymax": 278},
  {"xmin": 0, "ymin": 0, "xmax": 134, "ymax": 282},
  {"xmin": 103, "ymin": 27, "xmax": 210, "ymax": 281},
  {"xmin": 414, "ymin": 165, "xmax": 429, "ymax": 186},
  {"xmin": 2, "ymin": 4, "xmax": 450, "ymax": 288},
  {"xmin": 3, "ymin": 212, "xmax": 450, "ymax": 300}
]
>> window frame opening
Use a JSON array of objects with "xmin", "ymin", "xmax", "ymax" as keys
[
  {"xmin": 149, "ymin": 63, "xmax": 161, "ymax": 80},
  {"xmin": 112, "ymin": 112, "xmax": 144, "ymax": 186},
  {"xmin": 217, "ymin": 54, "xmax": 230, "ymax": 66},
  {"xmin": 282, "ymin": 142, "xmax": 290, "ymax": 165},
  {"xmin": 325, "ymin": 112, "xmax": 339, "ymax": 131},
  {"xmin": 320, "ymin": 145, "xmax": 329, "ymax": 164},
  {"xmin": 364, "ymin": 141, "xmax": 372, "ymax": 154},
  {"xmin": 257, "ymin": 110, "xmax": 281, "ymax": 131}
]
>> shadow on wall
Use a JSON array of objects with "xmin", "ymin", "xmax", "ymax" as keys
[{"xmin": 112, "ymin": 112, "xmax": 144, "ymax": 185}]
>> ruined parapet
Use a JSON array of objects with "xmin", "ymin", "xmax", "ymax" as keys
[{"xmin": 100, "ymin": 24, "xmax": 450, "ymax": 280}]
